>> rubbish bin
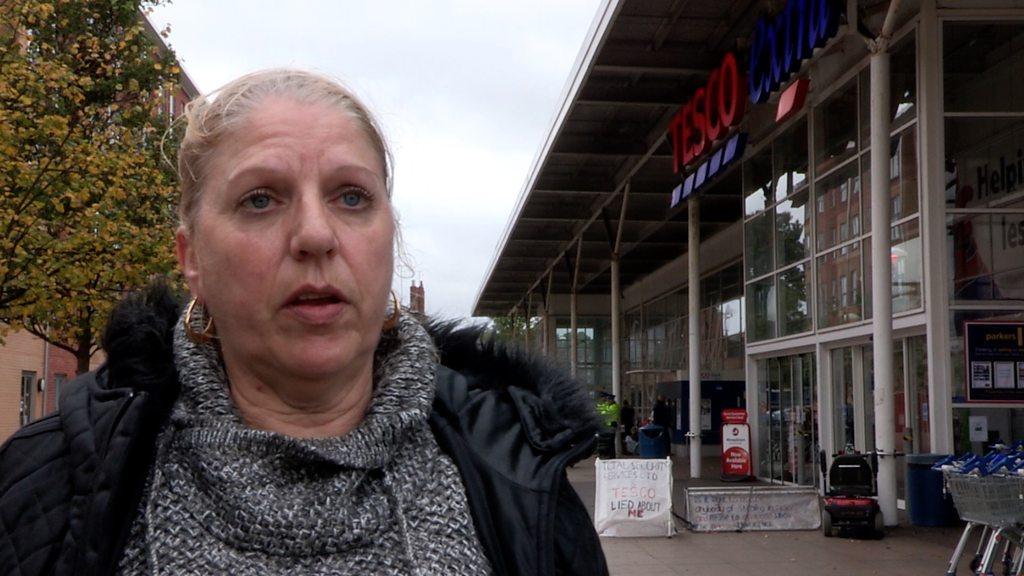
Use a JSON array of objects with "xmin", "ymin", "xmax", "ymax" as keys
[
  {"xmin": 906, "ymin": 453, "xmax": 958, "ymax": 526},
  {"xmin": 638, "ymin": 425, "xmax": 669, "ymax": 458}
]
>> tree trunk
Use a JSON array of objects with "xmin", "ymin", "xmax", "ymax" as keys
[{"xmin": 75, "ymin": 322, "xmax": 92, "ymax": 375}]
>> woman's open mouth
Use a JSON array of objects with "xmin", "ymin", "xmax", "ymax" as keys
[{"xmin": 284, "ymin": 286, "xmax": 347, "ymax": 325}]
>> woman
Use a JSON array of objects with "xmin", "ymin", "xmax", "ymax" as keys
[{"xmin": 0, "ymin": 69, "xmax": 607, "ymax": 576}]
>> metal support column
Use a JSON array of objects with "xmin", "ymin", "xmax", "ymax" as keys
[
  {"xmin": 870, "ymin": 38, "xmax": 898, "ymax": 527},
  {"xmin": 610, "ymin": 182, "xmax": 629, "ymax": 406},
  {"xmin": 570, "ymin": 240, "xmax": 582, "ymax": 379},
  {"xmin": 611, "ymin": 256, "xmax": 622, "ymax": 402},
  {"xmin": 687, "ymin": 196, "xmax": 702, "ymax": 479},
  {"xmin": 569, "ymin": 294, "xmax": 578, "ymax": 378}
]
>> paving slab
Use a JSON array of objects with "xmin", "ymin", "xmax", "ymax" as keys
[{"xmin": 568, "ymin": 455, "xmax": 977, "ymax": 576}]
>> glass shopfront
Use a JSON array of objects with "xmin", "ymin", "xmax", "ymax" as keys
[
  {"xmin": 944, "ymin": 20, "xmax": 1024, "ymax": 453},
  {"xmin": 757, "ymin": 353, "xmax": 817, "ymax": 486},
  {"xmin": 827, "ymin": 336, "xmax": 928, "ymax": 502},
  {"xmin": 744, "ymin": 35, "xmax": 921, "ymax": 344}
]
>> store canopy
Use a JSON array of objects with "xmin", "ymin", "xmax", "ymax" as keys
[{"xmin": 473, "ymin": 0, "xmax": 761, "ymax": 317}]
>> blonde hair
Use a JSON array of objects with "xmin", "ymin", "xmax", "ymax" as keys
[{"xmin": 175, "ymin": 68, "xmax": 393, "ymax": 231}]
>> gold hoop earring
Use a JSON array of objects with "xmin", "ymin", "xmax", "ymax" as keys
[
  {"xmin": 184, "ymin": 297, "xmax": 218, "ymax": 344},
  {"xmin": 382, "ymin": 290, "xmax": 401, "ymax": 332}
]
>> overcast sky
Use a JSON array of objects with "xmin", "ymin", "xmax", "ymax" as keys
[{"xmin": 149, "ymin": 0, "xmax": 603, "ymax": 319}]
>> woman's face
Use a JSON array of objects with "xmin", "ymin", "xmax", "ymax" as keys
[{"xmin": 176, "ymin": 96, "xmax": 394, "ymax": 387}]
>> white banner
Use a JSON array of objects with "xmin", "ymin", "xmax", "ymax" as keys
[
  {"xmin": 686, "ymin": 486, "xmax": 821, "ymax": 532},
  {"xmin": 594, "ymin": 458, "xmax": 676, "ymax": 537}
]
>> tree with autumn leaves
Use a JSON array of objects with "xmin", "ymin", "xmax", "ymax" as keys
[{"xmin": 0, "ymin": 0, "xmax": 184, "ymax": 373}]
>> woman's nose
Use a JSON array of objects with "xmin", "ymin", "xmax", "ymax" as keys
[{"xmin": 289, "ymin": 191, "xmax": 338, "ymax": 259}]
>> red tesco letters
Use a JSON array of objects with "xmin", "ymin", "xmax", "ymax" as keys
[{"xmin": 670, "ymin": 52, "xmax": 746, "ymax": 173}]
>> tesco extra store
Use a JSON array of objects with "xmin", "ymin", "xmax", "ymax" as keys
[{"xmin": 474, "ymin": 0, "xmax": 1024, "ymax": 524}]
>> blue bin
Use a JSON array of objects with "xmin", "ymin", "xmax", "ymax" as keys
[
  {"xmin": 906, "ymin": 453, "xmax": 958, "ymax": 526},
  {"xmin": 638, "ymin": 425, "xmax": 669, "ymax": 458}
]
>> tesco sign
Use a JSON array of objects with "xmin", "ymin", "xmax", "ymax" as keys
[
  {"xmin": 748, "ymin": 0, "xmax": 842, "ymax": 104},
  {"xmin": 668, "ymin": 51, "xmax": 746, "ymax": 173}
]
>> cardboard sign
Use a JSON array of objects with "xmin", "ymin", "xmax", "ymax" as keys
[
  {"xmin": 594, "ymin": 458, "xmax": 676, "ymax": 537},
  {"xmin": 722, "ymin": 423, "xmax": 752, "ymax": 478},
  {"xmin": 964, "ymin": 322, "xmax": 1024, "ymax": 403},
  {"xmin": 686, "ymin": 486, "xmax": 821, "ymax": 532}
]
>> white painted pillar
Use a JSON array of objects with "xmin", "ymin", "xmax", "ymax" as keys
[
  {"xmin": 816, "ymin": 342, "xmax": 831, "ymax": 492},
  {"xmin": 611, "ymin": 256, "xmax": 622, "ymax": 403},
  {"xmin": 918, "ymin": 0, "xmax": 953, "ymax": 454},
  {"xmin": 870, "ymin": 47, "xmax": 898, "ymax": 527},
  {"xmin": 745, "ymin": 353, "xmax": 760, "ymax": 477},
  {"xmin": 688, "ymin": 197, "xmax": 702, "ymax": 478},
  {"xmin": 570, "ymin": 292, "xmax": 578, "ymax": 378}
]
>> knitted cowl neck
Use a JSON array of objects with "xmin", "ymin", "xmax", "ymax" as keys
[
  {"xmin": 118, "ymin": 312, "xmax": 492, "ymax": 575},
  {"xmin": 170, "ymin": 311, "xmax": 436, "ymax": 472}
]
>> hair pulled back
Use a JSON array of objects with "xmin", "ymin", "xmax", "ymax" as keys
[{"xmin": 175, "ymin": 69, "xmax": 393, "ymax": 231}]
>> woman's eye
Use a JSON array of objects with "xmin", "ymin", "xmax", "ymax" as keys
[
  {"xmin": 339, "ymin": 189, "xmax": 367, "ymax": 208},
  {"xmin": 241, "ymin": 190, "xmax": 274, "ymax": 210}
]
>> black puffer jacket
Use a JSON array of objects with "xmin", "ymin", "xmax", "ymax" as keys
[{"xmin": 0, "ymin": 285, "xmax": 608, "ymax": 576}]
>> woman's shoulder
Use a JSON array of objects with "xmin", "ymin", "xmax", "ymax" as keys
[{"xmin": 425, "ymin": 319, "xmax": 600, "ymax": 457}]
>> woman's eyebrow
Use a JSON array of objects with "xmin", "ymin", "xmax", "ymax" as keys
[{"xmin": 226, "ymin": 156, "xmax": 296, "ymax": 186}]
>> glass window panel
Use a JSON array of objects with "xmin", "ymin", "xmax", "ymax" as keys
[
  {"xmin": 815, "ymin": 162, "xmax": 861, "ymax": 251},
  {"xmin": 832, "ymin": 348, "xmax": 855, "ymax": 453},
  {"xmin": 747, "ymin": 276, "xmax": 776, "ymax": 342},
  {"xmin": 816, "ymin": 79, "xmax": 858, "ymax": 174},
  {"xmin": 891, "ymin": 219, "xmax": 923, "ymax": 313},
  {"xmin": 817, "ymin": 243, "xmax": 863, "ymax": 328},
  {"xmin": 778, "ymin": 264, "xmax": 811, "ymax": 336},
  {"xmin": 776, "ymin": 190, "xmax": 811, "ymax": 266},
  {"xmin": 891, "ymin": 35, "xmax": 917, "ymax": 126},
  {"xmin": 985, "ymin": 214, "xmax": 1024, "ymax": 300},
  {"xmin": 907, "ymin": 336, "xmax": 930, "ymax": 454},
  {"xmin": 894, "ymin": 128, "xmax": 919, "ymax": 219},
  {"xmin": 944, "ymin": 22, "xmax": 1024, "ymax": 113},
  {"xmin": 947, "ymin": 213, "xmax": 998, "ymax": 301},
  {"xmin": 744, "ymin": 147, "xmax": 773, "ymax": 216},
  {"xmin": 945, "ymin": 118, "xmax": 1024, "ymax": 209},
  {"xmin": 722, "ymin": 297, "xmax": 744, "ymax": 337},
  {"xmin": 720, "ymin": 263, "xmax": 743, "ymax": 300},
  {"xmin": 864, "ymin": 128, "xmax": 919, "ymax": 231},
  {"xmin": 773, "ymin": 120, "xmax": 809, "ymax": 201},
  {"xmin": 745, "ymin": 212, "xmax": 773, "ymax": 280},
  {"xmin": 942, "ymin": 211, "xmax": 1024, "ymax": 301}
]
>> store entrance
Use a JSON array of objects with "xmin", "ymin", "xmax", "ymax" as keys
[
  {"xmin": 757, "ymin": 353, "xmax": 818, "ymax": 486},
  {"xmin": 829, "ymin": 336, "xmax": 928, "ymax": 506}
]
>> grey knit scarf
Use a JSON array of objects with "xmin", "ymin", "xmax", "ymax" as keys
[{"xmin": 116, "ymin": 313, "xmax": 492, "ymax": 576}]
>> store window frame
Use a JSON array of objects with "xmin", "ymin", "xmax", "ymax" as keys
[
  {"xmin": 744, "ymin": 24, "xmax": 923, "ymax": 346},
  {"xmin": 941, "ymin": 18, "xmax": 1024, "ymax": 454},
  {"xmin": 943, "ymin": 18, "xmax": 1024, "ymax": 309},
  {"xmin": 743, "ymin": 116, "xmax": 816, "ymax": 344}
]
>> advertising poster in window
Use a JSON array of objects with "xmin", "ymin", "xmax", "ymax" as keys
[
  {"xmin": 947, "ymin": 122, "xmax": 1024, "ymax": 301},
  {"xmin": 965, "ymin": 322, "xmax": 1024, "ymax": 402}
]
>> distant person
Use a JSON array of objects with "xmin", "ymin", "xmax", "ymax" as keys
[
  {"xmin": 0, "ymin": 69, "xmax": 607, "ymax": 576},
  {"xmin": 653, "ymin": 395, "xmax": 673, "ymax": 432},
  {"xmin": 621, "ymin": 399, "xmax": 636, "ymax": 438}
]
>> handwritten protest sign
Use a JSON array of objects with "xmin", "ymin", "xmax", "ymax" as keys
[
  {"xmin": 685, "ymin": 486, "xmax": 821, "ymax": 532},
  {"xmin": 594, "ymin": 458, "xmax": 676, "ymax": 537}
]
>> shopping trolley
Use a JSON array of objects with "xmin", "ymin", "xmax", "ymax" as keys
[{"xmin": 944, "ymin": 473, "xmax": 1024, "ymax": 576}]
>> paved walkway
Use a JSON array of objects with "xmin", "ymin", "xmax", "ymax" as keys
[{"xmin": 568, "ymin": 455, "xmax": 976, "ymax": 576}]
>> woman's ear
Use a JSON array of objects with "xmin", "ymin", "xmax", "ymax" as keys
[{"xmin": 175, "ymin": 226, "xmax": 201, "ymax": 297}]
